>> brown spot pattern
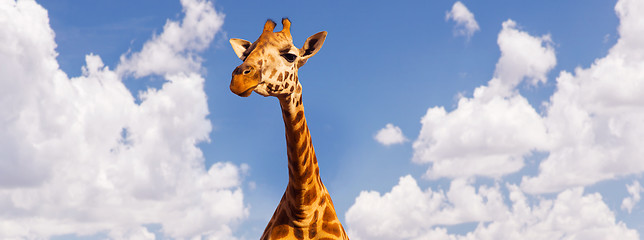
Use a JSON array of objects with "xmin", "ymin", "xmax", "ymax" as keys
[
  {"xmin": 293, "ymin": 228, "xmax": 304, "ymax": 239},
  {"xmin": 294, "ymin": 110, "xmax": 304, "ymax": 123},
  {"xmin": 323, "ymin": 206, "xmax": 335, "ymax": 222},
  {"xmin": 303, "ymin": 187, "xmax": 317, "ymax": 205},
  {"xmin": 322, "ymin": 222, "xmax": 342, "ymax": 237},
  {"xmin": 309, "ymin": 210, "xmax": 319, "ymax": 238},
  {"xmin": 270, "ymin": 225, "xmax": 289, "ymax": 239}
]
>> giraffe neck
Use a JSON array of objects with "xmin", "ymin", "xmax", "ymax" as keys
[
  {"xmin": 278, "ymin": 90, "xmax": 324, "ymax": 210},
  {"xmin": 262, "ymin": 86, "xmax": 348, "ymax": 239}
]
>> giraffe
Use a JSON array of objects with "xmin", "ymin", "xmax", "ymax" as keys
[{"xmin": 229, "ymin": 18, "xmax": 349, "ymax": 240}]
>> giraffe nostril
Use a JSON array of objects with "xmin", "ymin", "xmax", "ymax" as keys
[{"xmin": 243, "ymin": 69, "xmax": 252, "ymax": 75}]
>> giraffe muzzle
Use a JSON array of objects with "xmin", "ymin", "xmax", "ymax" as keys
[{"xmin": 230, "ymin": 64, "xmax": 260, "ymax": 97}]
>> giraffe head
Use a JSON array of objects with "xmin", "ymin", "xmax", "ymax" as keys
[{"xmin": 229, "ymin": 18, "xmax": 327, "ymax": 97}]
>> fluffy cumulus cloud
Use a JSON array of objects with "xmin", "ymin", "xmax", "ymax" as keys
[
  {"xmin": 346, "ymin": 175, "xmax": 506, "ymax": 239},
  {"xmin": 419, "ymin": 0, "xmax": 644, "ymax": 190},
  {"xmin": 492, "ymin": 20, "xmax": 556, "ymax": 94},
  {"xmin": 117, "ymin": 0, "xmax": 223, "ymax": 77},
  {"xmin": 445, "ymin": 1, "xmax": 480, "ymax": 39},
  {"xmin": 520, "ymin": 0, "xmax": 644, "ymax": 193},
  {"xmin": 521, "ymin": 0, "xmax": 644, "ymax": 193},
  {"xmin": 374, "ymin": 123, "xmax": 408, "ymax": 146},
  {"xmin": 621, "ymin": 180, "xmax": 642, "ymax": 214},
  {"xmin": 350, "ymin": 0, "xmax": 644, "ymax": 238},
  {"xmin": 346, "ymin": 176, "xmax": 639, "ymax": 240},
  {"xmin": 450, "ymin": 186, "xmax": 639, "ymax": 240},
  {"xmin": 412, "ymin": 19, "xmax": 553, "ymax": 179},
  {"xmin": 0, "ymin": 0, "xmax": 247, "ymax": 239}
]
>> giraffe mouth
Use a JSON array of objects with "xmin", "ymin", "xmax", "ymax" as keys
[{"xmin": 238, "ymin": 85, "xmax": 258, "ymax": 97}]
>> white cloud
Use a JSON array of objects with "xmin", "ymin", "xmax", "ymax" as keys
[
  {"xmin": 346, "ymin": 176, "xmax": 639, "ymax": 240},
  {"xmin": 621, "ymin": 181, "xmax": 642, "ymax": 214},
  {"xmin": 0, "ymin": 0, "xmax": 247, "ymax": 239},
  {"xmin": 453, "ymin": 186, "xmax": 639, "ymax": 240},
  {"xmin": 520, "ymin": 0, "xmax": 644, "ymax": 193},
  {"xmin": 108, "ymin": 227, "xmax": 156, "ymax": 240},
  {"xmin": 351, "ymin": 0, "xmax": 644, "ymax": 239},
  {"xmin": 345, "ymin": 175, "xmax": 507, "ymax": 240},
  {"xmin": 492, "ymin": 20, "xmax": 555, "ymax": 94},
  {"xmin": 116, "ymin": 0, "xmax": 224, "ymax": 77},
  {"xmin": 412, "ymin": 19, "xmax": 553, "ymax": 179},
  {"xmin": 427, "ymin": 0, "xmax": 644, "ymax": 194},
  {"xmin": 374, "ymin": 123, "xmax": 408, "ymax": 146},
  {"xmin": 446, "ymin": 1, "xmax": 480, "ymax": 39}
]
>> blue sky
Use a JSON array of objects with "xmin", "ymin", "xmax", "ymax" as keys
[{"xmin": 2, "ymin": 0, "xmax": 644, "ymax": 239}]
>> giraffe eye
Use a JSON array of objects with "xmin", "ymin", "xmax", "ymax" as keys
[{"xmin": 281, "ymin": 53, "xmax": 297, "ymax": 63}]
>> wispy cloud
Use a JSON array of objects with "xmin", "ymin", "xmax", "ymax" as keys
[
  {"xmin": 621, "ymin": 180, "xmax": 642, "ymax": 214},
  {"xmin": 446, "ymin": 1, "xmax": 480, "ymax": 39}
]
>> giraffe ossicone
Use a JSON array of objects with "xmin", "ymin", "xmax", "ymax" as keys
[{"xmin": 229, "ymin": 18, "xmax": 349, "ymax": 240}]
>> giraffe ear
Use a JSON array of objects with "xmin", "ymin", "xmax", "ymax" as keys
[
  {"xmin": 230, "ymin": 38, "xmax": 252, "ymax": 60},
  {"xmin": 298, "ymin": 31, "xmax": 327, "ymax": 67}
]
